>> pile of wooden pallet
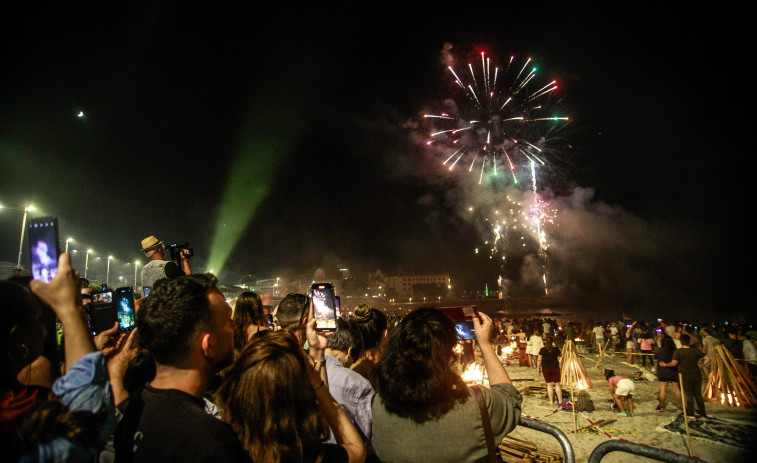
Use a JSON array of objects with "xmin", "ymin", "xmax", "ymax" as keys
[
  {"xmin": 498, "ymin": 436, "xmax": 563, "ymax": 462},
  {"xmin": 521, "ymin": 385, "xmax": 548, "ymax": 397},
  {"xmin": 560, "ymin": 340, "xmax": 592, "ymax": 390},
  {"xmin": 703, "ymin": 344, "xmax": 757, "ymax": 407}
]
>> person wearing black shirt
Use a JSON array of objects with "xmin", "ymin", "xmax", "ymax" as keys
[
  {"xmin": 660, "ymin": 333, "xmax": 709, "ymax": 418},
  {"xmin": 114, "ymin": 274, "xmax": 249, "ymax": 462},
  {"xmin": 537, "ymin": 337, "xmax": 563, "ymax": 405},
  {"xmin": 721, "ymin": 327, "xmax": 743, "ymax": 360}
]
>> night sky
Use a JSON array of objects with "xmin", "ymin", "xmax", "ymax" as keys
[{"xmin": 1, "ymin": 5, "xmax": 747, "ymax": 319}]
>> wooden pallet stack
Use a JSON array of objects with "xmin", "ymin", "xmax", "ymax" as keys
[
  {"xmin": 560, "ymin": 340, "xmax": 592, "ymax": 390},
  {"xmin": 498, "ymin": 436, "xmax": 563, "ymax": 462},
  {"xmin": 703, "ymin": 344, "xmax": 757, "ymax": 407}
]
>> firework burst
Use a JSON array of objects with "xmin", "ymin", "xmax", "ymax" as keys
[{"xmin": 424, "ymin": 51, "xmax": 569, "ymax": 185}]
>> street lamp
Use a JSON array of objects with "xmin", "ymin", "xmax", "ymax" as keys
[
  {"xmin": 84, "ymin": 249, "xmax": 92, "ymax": 279},
  {"xmin": 106, "ymin": 256, "xmax": 113, "ymax": 288},
  {"xmin": 16, "ymin": 204, "xmax": 35, "ymax": 268},
  {"xmin": 65, "ymin": 237, "xmax": 73, "ymax": 253}
]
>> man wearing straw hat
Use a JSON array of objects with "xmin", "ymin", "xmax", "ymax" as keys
[{"xmin": 140, "ymin": 235, "xmax": 192, "ymax": 288}]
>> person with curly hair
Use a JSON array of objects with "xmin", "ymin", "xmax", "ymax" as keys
[
  {"xmin": 371, "ymin": 308, "xmax": 521, "ymax": 462},
  {"xmin": 216, "ymin": 329, "xmax": 366, "ymax": 463}
]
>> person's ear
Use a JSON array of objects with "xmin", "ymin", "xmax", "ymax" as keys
[{"xmin": 200, "ymin": 332, "xmax": 212, "ymax": 358}]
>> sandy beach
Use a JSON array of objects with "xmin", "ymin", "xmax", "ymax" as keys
[{"xmin": 488, "ymin": 349, "xmax": 757, "ymax": 462}]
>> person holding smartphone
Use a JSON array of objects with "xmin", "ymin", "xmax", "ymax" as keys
[
  {"xmin": 1, "ymin": 253, "xmax": 113, "ymax": 461},
  {"xmin": 371, "ymin": 308, "xmax": 522, "ymax": 462}
]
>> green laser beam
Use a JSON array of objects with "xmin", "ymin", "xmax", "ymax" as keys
[{"xmin": 207, "ymin": 109, "xmax": 302, "ymax": 275}]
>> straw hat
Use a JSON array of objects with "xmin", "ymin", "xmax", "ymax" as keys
[{"xmin": 141, "ymin": 236, "xmax": 163, "ymax": 252}]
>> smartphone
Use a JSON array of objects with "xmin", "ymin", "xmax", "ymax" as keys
[
  {"xmin": 438, "ymin": 306, "xmax": 480, "ymax": 339},
  {"xmin": 91, "ymin": 290, "xmax": 113, "ymax": 304},
  {"xmin": 89, "ymin": 290, "xmax": 117, "ymax": 334},
  {"xmin": 113, "ymin": 287, "xmax": 136, "ymax": 331},
  {"xmin": 311, "ymin": 282, "xmax": 337, "ymax": 331},
  {"xmin": 27, "ymin": 216, "xmax": 60, "ymax": 283},
  {"xmin": 335, "ymin": 296, "xmax": 341, "ymax": 313},
  {"xmin": 143, "ymin": 286, "xmax": 152, "ymax": 297},
  {"xmin": 455, "ymin": 321, "xmax": 476, "ymax": 339}
]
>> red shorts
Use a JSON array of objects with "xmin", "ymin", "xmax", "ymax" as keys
[{"xmin": 542, "ymin": 368, "xmax": 560, "ymax": 383}]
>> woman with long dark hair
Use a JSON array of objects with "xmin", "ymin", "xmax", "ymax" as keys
[
  {"xmin": 217, "ymin": 330, "xmax": 365, "ymax": 463},
  {"xmin": 232, "ymin": 291, "xmax": 269, "ymax": 353},
  {"xmin": 371, "ymin": 308, "xmax": 521, "ymax": 462}
]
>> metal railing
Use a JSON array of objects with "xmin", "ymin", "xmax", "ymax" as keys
[
  {"xmin": 518, "ymin": 417, "xmax": 575, "ymax": 463},
  {"xmin": 588, "ymin": 439, "xmax": 701, "ymax": 463}
]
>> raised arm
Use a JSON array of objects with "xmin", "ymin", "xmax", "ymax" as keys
[
  {"xmin": 306, "ymin": 300, "xmax": 329, "ymax": 387},
  {"xmin": 625, "ymin": 321, "xmax": 636, "ymax": 339},
  {"xmin": 473, "ymin": 311, "xmax": 512, "ymax": 386},
  {"xmin": 180, "ymin": 249, "xmax": 192, "ymax": 275},
  {"xmin": 307, "ymin": 359, "xmax": 366, "ymax": 463},
  {"xmin": 30, "ymin": 253, "xmax": 95, "ymax": 371}
]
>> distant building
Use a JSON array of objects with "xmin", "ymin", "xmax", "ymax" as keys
[
  {"xmin": 385, "ymin": 273, "xmax": 451, "ymax": 298},
  {"xmin": 250, "ymin": 277, "xmax": 291, "ymax": 298}
]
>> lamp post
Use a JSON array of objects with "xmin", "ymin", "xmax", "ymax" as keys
[
  {"xmin": 84, "ymin": 249, "xmax": 92, "ymax": 279},
  {"xmin": 16, "ymin": 204, "xmax": 35, "ymax": 268},
  {"xmin": 65, "ymin": 237, "xmax": 73, "ymax": 253},
  {"xmin": 106, "ymin": 256, "xmax": 113, "ymax": 288}
]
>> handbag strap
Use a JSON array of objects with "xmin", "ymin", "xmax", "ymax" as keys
[{"xmin": 472, "ymin": 385, "xmax": 498, "ymax": 463}]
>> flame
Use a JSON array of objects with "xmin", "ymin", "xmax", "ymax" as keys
[
  {"xmin": 721, "ymin": 393, "xmax": 741, "ymax": 407},
  {"xmin": 462, "ymin": 364, "xmax": 485, "ymax": 383}
]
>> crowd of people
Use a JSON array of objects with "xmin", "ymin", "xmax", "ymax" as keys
[
  {"xmin": 1, "ymin": 249, "xmax": 524, "ymax": 463},
  {"xmin": 4, "ymin": 234, "xmax": 756, "ymax": 462},
  {"xmin": 490, "ymin": 315, "xmax": 757, "ymax": 419}
]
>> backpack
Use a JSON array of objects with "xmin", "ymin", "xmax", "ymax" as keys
[{"xmin": 575, "ymin": 390, "xmax": 595, "ymax": 412}]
